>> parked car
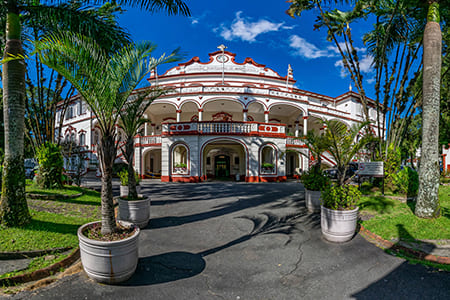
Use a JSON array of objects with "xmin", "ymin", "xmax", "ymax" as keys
[
  {"xmin": 324, "ymin": 163, "xmax": 359, "ymax": 181},
  {"xmin": 24, "ymin": 159, "xmax": 37, "ymax": 179}
]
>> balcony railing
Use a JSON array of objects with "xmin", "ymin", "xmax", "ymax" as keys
[
  {"xmin": 286, "ymin": 137, "xmax": 306, "ymax": 147},
  {"xmin": 137, "ymin": 135, "xmax": 162, "ymax": 145},
  {"xmin": 162, "ymin": 121, "xmax": 286, "ymax": 137}
]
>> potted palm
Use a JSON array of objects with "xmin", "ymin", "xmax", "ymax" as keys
[
  {"xmin": 118, "ymin": 170, "xmax": 141, "ymax": 197},
  {"xmin": 301, "ymin": 166, "xmax": 330, "ymax": 213},
  {"xmin": 117, "ymin": 170, "xmax": 150, "ymax": 228},
  {"xmin": 36, "ymin": 31, "xmax": 180, "ymax": 283},
  {"xmin": 302, "ymin": 126, "xmax": 331, "ymax": 213},
  {"xmin": 320, "ymin": 120, "xmax": 373, "ymax": 243}
]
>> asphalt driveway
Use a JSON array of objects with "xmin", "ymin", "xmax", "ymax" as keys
[{"xmin": 7, "ymin": 181, "xmax": 450, "ymax": 300}]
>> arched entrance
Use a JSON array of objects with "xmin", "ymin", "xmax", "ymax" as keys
[
  {"xmin": 201, "ymin": 138, "xmax": 247, "ymax": 181},
  {"xmin": 215, "ymin": 155, "xmax": 230, "ymax": 178},
  {"xmin": 143, "ymin": 148, "xmax": 162, "ymax": 178}
]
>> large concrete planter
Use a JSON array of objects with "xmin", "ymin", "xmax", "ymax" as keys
[
  {"xmin": 321, "ymin": 206, "xmax": 359, "ymax": 243},
  {"xmin": 305, "ymin": 189, "xmax": 322, "ymax": 213},
  {"xmin": 77, "ymin": 221, "xmax": 140, "ymax": 284},
  {"xmin": 118, "ymin": 196, "xmax": 151, "ymax": 228},
  {"xmin": 120, "ymin": 185, "xmax": 141, "ymax": 197}
]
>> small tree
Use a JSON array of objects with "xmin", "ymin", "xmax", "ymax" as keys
[
  {"xmin": 36, "ymin": 32, "xmax": 178, "ymax": 234},
  {"xmin": 322, "ymin": 119, "xmax": 373, "ymax": 187},
  {"xmin": 119, "ymin": 87, "xmax": 167, "ymax": 199},
  {"xmin": 35, "ymin": 142, "xmax": 64, "ymax": 189}
]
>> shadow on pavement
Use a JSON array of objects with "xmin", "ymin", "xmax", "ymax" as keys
[
  {"xmin": 353, "ymin": 224, "xmax": 450, "ymax": 299},
  {"xmin": 122, "ymin": 252, "xmax": 205, "ymax": 286}
]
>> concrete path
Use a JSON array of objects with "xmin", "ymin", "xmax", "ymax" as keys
[{"xmin": 5, "ymin": 181, "xmax": 450, "ymax": 299}]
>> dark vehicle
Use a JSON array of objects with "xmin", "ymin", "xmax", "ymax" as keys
[
  {"xmin": 24, "ymin": 159, "xmax": 37, "ymax": 179},
  {"xmin": 324, "ymin": 163, "xmax": 359, "ymax": 181}
]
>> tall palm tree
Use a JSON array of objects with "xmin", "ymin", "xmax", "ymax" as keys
[
  {"xmin": 0, "ymin": 0, "xmax": 190, "ymax": 227},
  {"xmin": 35, "ymin": 32, "xmax": 178, "ymax": 234},
  {"xmin": 415, "ymin": 0, "xmax": 442, "ymax": 218},
  {"xmin": 119, "ymin": 87, "xmax": 168, "ymax": 199}
]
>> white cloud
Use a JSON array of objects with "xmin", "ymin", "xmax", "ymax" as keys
[
  {"xmin": 327, "ymin": 43, "xmax": 366, "ymax": 55},
  {"xmin": 334, "ymin": 60, "xmax": 347, "ymax": 78},
  {"xmin": 289, "ymin": 35, "xmax": 336, "ymax": 59},
  {"xmin": 366, "ymin": 77, "xmax": 376, "ymax": 84},
  {"xmin": 191, "ymin": 18, "xmax": 199, "ymax": 25},
  {"xmin": 218, "ymin": 11, "xmax": 285, "ymax": 42},
  {"xmin": 334, "ymin": 55, "xmax": 374, "ymax": 79},
  {"xmin": 359, "ymin": 55, "xmax": 374, "ymax": 73}
]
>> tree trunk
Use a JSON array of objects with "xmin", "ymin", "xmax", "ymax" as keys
[
  {"xmin": 125, "ymin": 138, "xmax": 138, "ymax": 199},
  {"xmin": 98, "ymin": 133, "xmax": 117, "ymax": 234},
  {"xmin": 0, "ymin": 6, "xmax": 30, "ymax": 226},
  {"xmin": 415, "ymin": 3, "xmax": 441, "ymax": 218}
]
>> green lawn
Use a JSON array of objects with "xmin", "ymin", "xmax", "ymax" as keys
[
  {"xmin": 0, "ymin": 186, "xmax": 101, "ymax": 252},
  {"xmin": 0, "ymin": 186, "xmax": 101, "ymax": 282},
  {"xmin": 359, "ymin": 185, "xmax": 450, "ymax": 241}
]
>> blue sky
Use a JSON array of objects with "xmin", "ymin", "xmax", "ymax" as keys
[{"xmin": 118, "ymin": 1, "xmax": 376, "ymax": 98}]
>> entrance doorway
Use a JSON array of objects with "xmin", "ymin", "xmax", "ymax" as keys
[{"xmin": 215, "ymin": 155, "xmax": 230, "ymax": 179}]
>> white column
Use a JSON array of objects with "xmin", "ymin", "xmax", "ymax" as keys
[
  {"xmin": 295, "ymin": 121, "xmax": 299, "ymax": 137},
  {"xmin": 243, "ymin": 109, "xmax": 248, "ymax": 122},
  {"xmin": 303, "ymin": 116, "xmax": 308, "ymax": 136},
  {"xmin": 144, "ymin": 123, "xmax": 148, "ymax": 136},
  {"xmin": 176, "ymin": 110, "xmax": 181, "ymax": 122},
  {"xmin": 198, "ymin": 109, "xmax": 203, "ymax": 121},
  {"xmin": 264, "ymin": 111, "xmax": 269, "ymax": 123}
]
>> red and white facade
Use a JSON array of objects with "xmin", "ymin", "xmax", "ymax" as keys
[{"xmin": 59, "ymin": 49, "xmax": 383, "ymax": 182}]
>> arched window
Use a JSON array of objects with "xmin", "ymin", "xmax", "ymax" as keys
[
  {"xmin": 79, "ymin": 133, "xmax": 86, "ymax": 146},
  {"xmin": 172, "ymin": 144, "xmax": 188, "ymax": 174},
  {"xmin": 260, "ymin": 145, "xmax": 276, "ymax": 174}
]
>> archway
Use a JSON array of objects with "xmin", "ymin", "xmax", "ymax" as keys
[{"xmin": 201, "ymin": 138, "xmax": 247, "ymax": 181}]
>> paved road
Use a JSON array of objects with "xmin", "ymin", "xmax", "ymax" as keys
[{"xmin": 6, "ymin": 181, "xmax": 450, "ymax": 299}]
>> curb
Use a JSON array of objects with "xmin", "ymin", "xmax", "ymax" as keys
[
  {"xmin": 0, "ymin": 247, "xmax": 73, "ymax": 260},
  {"xmin": 359, "ymin": 225, "xmax": 450, "ymax": 265},
  {"xmin": 0, "ymin": 248, "xmax": 80, "ymax": 287},
  {"xmin": 26, "ymin": 192, "xmax": 83, "ymax": 200}
]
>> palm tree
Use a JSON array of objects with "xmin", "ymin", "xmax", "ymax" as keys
[
  {"xmin": 322, "ymin": 119, "xmax": 373, "ymax": 187},
  {"xmin": 35, "ymin": 32, "xmax": 178, "ymax": 234},
  {"xmin": 0, "ymin": 0, "xmax": 190, "ymax": 227},
  {"xmin": 118, "ymin": 87, "xmax": 168, "ymax": 199},
  {"xmin": 415, "ymin": 0, "xmax": 442, "ymax": 218},
  {"xmin": 304, "ymin": 123, "xmax": 329, "ymax": 171}
]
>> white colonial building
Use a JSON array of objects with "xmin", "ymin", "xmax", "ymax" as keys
[{"xmin": 58, "ymin": 48, "xmax": 382, "ymax": 182}]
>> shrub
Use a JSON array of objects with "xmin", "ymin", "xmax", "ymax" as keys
[
  {"xmin": 322, "ymin": 184, "xmax": 361, "ymax": 210},
  {"xmin": 35, "ymin": 142, "xmax": 64, "ymax": 189},
  {"xmin": 118, "ymin": 169, "xmax": 141, "ymax": 186},
  {"xmin": 175, "ymin": 163, "xmax": 187, "ymax": 168},
  {"xmin": 301, "ymin": 168, "xmax": 330, "ymax": 191},
  {"xmin": 391, "ymin": 167, "xmax": 419, "ymax": 197},
  {"xmin": 261, "ymin": 162, "xmax": 274, "ymax": 169},
  {"xmin": 118, "ymin": 169, "xmax": 128, "ymax": 186}
]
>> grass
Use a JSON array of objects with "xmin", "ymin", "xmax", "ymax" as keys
[
  {"xmin": 359, "ymin": 185, "xmax": 450, "ymax": 241},
  {"xmin": 0, "ymin": 186, "xmax": 101, "ymax": 252},
  {"xmin": 0, "ymin": 185, "xmax": 101, "ymax": 285},
  {"xmin": 0, "ymin": 251, "xmax": 72, "ymax": 280}
]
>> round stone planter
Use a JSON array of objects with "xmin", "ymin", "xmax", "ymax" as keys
[
  {"xmin": 118, "ymin": 196, "xmax": 151, "ymax": 228},
  {"xmin": 321, "ymin": 205, "xmax": 359, "ymax": 243},
  {"xmin": 77, "ymin": 221, "xmax": 140, "ymax": 284},
  {"xmin": 305, "ymin": 189, "xmax": 322, "ymax": 213},
  {"xmin": 120, "ymin": 185, "xmax": 141, "ymax": 197}
]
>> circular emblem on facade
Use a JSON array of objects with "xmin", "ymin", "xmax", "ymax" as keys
[
  {"xmin": 266, "ymin": 126, "xmax": 270, "ymax": 131},
  {"xmin": 177, "ymin": 125, "xmax": 183, "ymax": 130},
  {"xmin": 216, "ymin": 55, "xmax": 229, "ymax": 63}
]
